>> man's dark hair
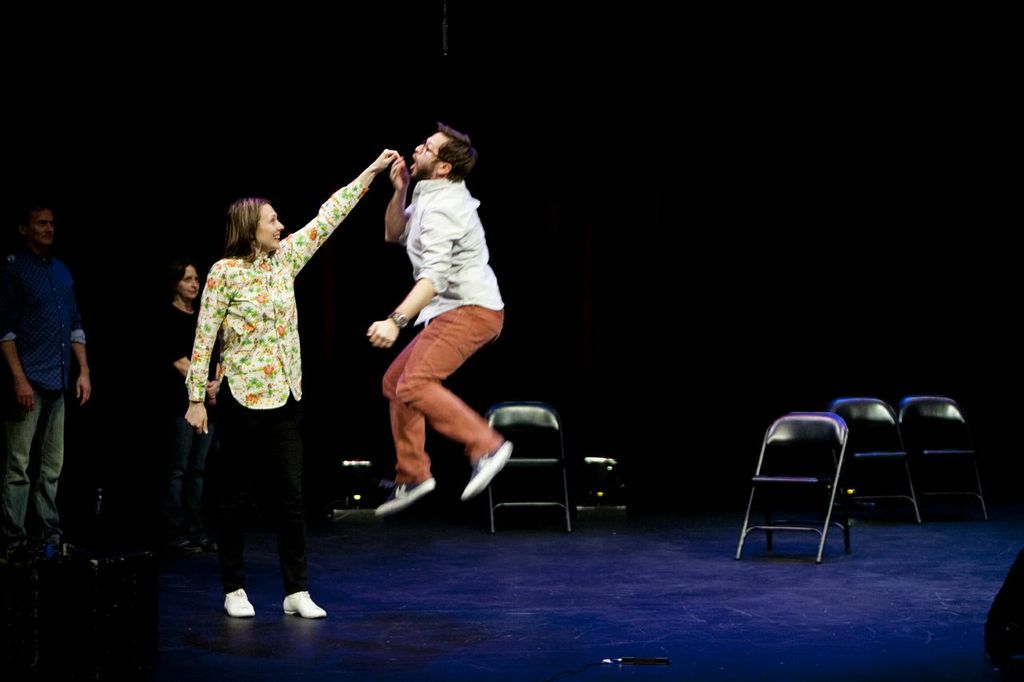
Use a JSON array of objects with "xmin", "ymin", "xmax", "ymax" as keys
[
  {"xmin": 435, "ymin": 122, "xmax": 477, "ymax": 182},
  {"xmin": 19, "ymin": 203, "xmax": 54, "ymax": 227}
]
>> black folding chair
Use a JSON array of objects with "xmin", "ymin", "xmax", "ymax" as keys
[
  {"xmin": 736, "ymin": 412, "xmax": 850, "ymax": 563},
  {"xmin": 828, "ymin": 397, "xmax": 921, "ymax": 523},
  {"xmin": 485, "ymin": 402, "xmax": 572, "ymax": 533},
  {"xmin": 898, "ymin": 395, "xmax": 988, "ymax": 520}
]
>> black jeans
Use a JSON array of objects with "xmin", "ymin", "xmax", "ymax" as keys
[{"xmin": 216, "ymin": 380, "xmax": 308, "ymax": 596}]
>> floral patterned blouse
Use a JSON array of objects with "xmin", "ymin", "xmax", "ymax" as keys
[{"xmin": 185, "ymin": 181, "xmax": 366, "ymax": 409}]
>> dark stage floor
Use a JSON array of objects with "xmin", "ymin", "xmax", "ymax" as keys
[{"xmin": 137, "ymin": 500, "xmax": 1024, "ymax": 682}]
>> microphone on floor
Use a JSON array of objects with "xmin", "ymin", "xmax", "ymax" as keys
[{"xmin": 601, "ymin": 656, "xmax": 671, "ymax": 665}]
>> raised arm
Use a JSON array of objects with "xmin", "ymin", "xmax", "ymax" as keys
[
  {"xmin": 280, "ymin": 149, "xmax": 399, "ymax": 276},
  {"xmin": 384, "ymin": 155, "xmax": 411, "ymax": 243}
]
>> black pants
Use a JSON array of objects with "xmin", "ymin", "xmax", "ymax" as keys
[{"xmin": 216, "ymin": 380, "xmax": 308, "ymax": 596}]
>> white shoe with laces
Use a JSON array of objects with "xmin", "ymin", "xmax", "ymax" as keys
[
  {"xmin": 224, "ymin": 588, "xmax": 255, "ymax": 618},
  {"xmin": 461, "ymin": 441, "xmax": 514, "ymax": 501},
  {"xmin": 283, "ymin": 591, "xmax": 327, "ymax": 619}
]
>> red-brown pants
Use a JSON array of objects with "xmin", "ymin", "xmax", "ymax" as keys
[{"xmin": 382, "ymin": 306, "xmax": 505, "ymax": 484}]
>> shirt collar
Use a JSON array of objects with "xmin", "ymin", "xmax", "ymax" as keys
[
  {"xmin": 16, "ymin": 246, "xmax": 51, "ymax": 264},
  {"xmin": 413, "ymin": 178, "xmax": 461, "ymax": 198}
]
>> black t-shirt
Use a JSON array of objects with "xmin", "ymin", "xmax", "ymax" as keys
[{"xmin": 159, "ymin": 304, "xmax": 217, "ymax": 414}]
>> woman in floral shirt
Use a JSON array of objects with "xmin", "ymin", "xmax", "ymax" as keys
[{"xmin": 185, "ymin": 149, "xmax": 398, "ymax": 619}]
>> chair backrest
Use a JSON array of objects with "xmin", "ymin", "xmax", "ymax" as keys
[
  {"xmin": 898, "ymin": 395, "xmax": 967, "ymax": 424},
  {"xmin": 486, "ymin": 401, "xmax": 564, "ymax": 462},
  {"xmin": 897, "ymin": 395, "xmax": 973, "ymax": 451},
  {"xmin": 828, "ymin": 397, "xmax": 897, "ymax": 426},
  {"xmin": 486, "ymin": 402, "xmax": 561, "ymax": 432},
  {"xmin": 757, "ymin": 412, "xmax": 848, "ymax": 477},
  {"xmin": 827, "ymin": 397, "xmax": 903, "ymax": 453},
  {"xmin": 765, "ymin": 412, "xmax": 848, "ymax": 447}
]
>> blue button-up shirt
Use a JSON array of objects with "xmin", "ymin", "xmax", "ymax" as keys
[{"xmin": 0, "ymin": 247, "xmax": 86, "ymax": 391}]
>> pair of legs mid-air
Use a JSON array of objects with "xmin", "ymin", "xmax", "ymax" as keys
[{"xmin": 375, "ymin": 306, "xmax": 512, "ymax": 517}]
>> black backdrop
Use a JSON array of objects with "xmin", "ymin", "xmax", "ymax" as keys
[{"xmin": 3, "ymin": 5, "xmax": 1016, "ymax": 542}]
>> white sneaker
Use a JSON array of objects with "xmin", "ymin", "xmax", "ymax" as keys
[
  {"xmin": 224, "ymin": 588, "xmax": 255, "ymax": 618},
  {"xmin": 283, "ymin": 591, "xmax": 327, "ymax": 619},
  {"xmin": 374, "ymin": 477, "xmax": 437, "ymax": 517},
  {"xmin": 461, "ymin": 441, "xmax": 514, "ymax": 501}
]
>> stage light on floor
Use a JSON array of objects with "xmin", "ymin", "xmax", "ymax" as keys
[
  {"xmin": 582, "ymin": 456, "xmax": 625, "ymax": 507},
  {"xmin": 323, "ymin": 458, "xmax": 376, "ymax": 516}
]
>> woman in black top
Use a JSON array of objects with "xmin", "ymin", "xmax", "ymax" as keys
[{"xmin": 159, "ymin": 258, "xmax": 219, "ymax": 552}]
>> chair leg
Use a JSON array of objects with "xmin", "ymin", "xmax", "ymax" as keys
[
  {"xmin": 736, "ymin": 488, "xmax": 756, "ymax": 560},
  {"xmin": 903, "ymin": 460, "xmax": 923, "ymax": 524},
  {"xmin": 816, "ymin": 484, "xmax": 842, "ymax": 564},
  {"xmin": 560, "ymin": 465, "xmax": 572, "ymax": 533},
  {"xmin": 973, "ymin": 458, "xmax": 989, "ymax": 521},
  {"xmin": 841, "ymin": 504, "xmax": 851, "ymax": 554},
  {"xmin": 488, "ymin": 486, "xmax": 496, "ymax": 534}
]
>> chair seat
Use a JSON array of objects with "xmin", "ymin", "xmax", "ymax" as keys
[
  {"xmin": 505, "ymin": 458, "xmax": 560, "ymax": 467},
  {"xmin": 922, "ymin": 448, "xmax": 976, "ymax": 457},
  {"xmin": 752, "ymin": 475, "xmax": 825, "ymax": 485},
  {"xmin": 853, "ymin": 450, "xmax": 908, "ymax": 460}
]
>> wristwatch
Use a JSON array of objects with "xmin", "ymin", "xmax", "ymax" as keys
[{"xmin": 388, "ymin": 311, "xmax": 409, "ymax": 329}]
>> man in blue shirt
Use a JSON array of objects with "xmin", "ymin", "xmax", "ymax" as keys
[{"xmin": 0, "ymin": 205, "xmax": 91, "ymax": 554}]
